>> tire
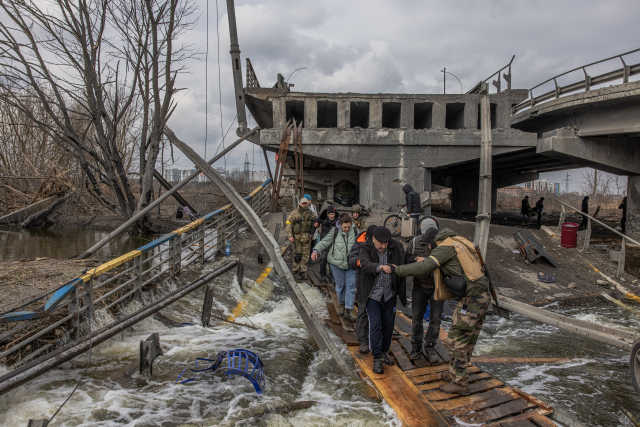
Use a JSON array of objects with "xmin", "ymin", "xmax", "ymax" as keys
[
  {"xmin": 630, "ymin": 339, "xmax": 640, "ymax": 396},
  {"xmin": 383, "ymin": 214, "xmax": 402, "ymax": 237}
]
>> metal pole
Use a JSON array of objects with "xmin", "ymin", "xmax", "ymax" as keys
[
  {"xmin": 473, "ymin": 82, "xmax": 492, "ymax": 259},
  {"xmin": 226, "ymin": 0, "xmax": 248, "ymax": 134},
  {"xmin": 76, "ymin": 127, "xmax": 258, "ymax": 260},
  {"xmin": 262, "ymin": 147, "xmax": 273, "ymax": 181},
  {"xmin": 443, "ymin": 67, "xmax": 446, "ymax": 94},
  {"xmin": 152, "ymin": 169, "xmax": 197, "ymax": 214},
  {"xmin": 0, "ymin": 262, "xmax": 237, "ymax": 396},
  {"xmin": 163, "ymin": 126, "xmax": 355, "ymax": 377}
]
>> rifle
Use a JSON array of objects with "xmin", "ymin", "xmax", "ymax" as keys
[{"xmin": 474, "ymin": 244, "xmax": 506, "ymax": 318}]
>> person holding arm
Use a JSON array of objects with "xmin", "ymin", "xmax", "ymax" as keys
[{"xmin": 348, "ymin": 224, "xmax": 377, "ymax": 354}]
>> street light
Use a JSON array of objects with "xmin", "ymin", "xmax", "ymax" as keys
[
  {"xmin": 441, "ymin": 68, "xmax": 463, "ymax": 94},
  {"xmin": 286, "ymin": 67, "xmax": 307, "ymax": 85}
]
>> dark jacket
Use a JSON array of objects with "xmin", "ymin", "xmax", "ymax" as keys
[
  {"xmin": 358, "ymin": 237, "xmax": 414, "ymax": 306},
  {"xmin": 395, "ymin": 228, "xmax": 488, "ymax": 298},
  {"xmin": 408, "ymin": 227, "xmax": 439, "ymax": 288},
  {"xmin": 620, "ymin": 198, "xmax": 627, "ymax": 216},
  {"xmin": 318, "ymin": 216, "xmax": 338, "ymax": 240},
  {"xmin": 348, "ymin": 231, "xmax": 368, "ymax": 289},
  {"xmin": 535, "ymin": 199, "xmax": 544, "ymax": 213},
  {"xmin": 402, "ymin": 184, "xmax": 422, "ymax": 215},
  {"xmin": 582, "ymin": 197, "xmax": 589, "ymax": 214},
  {"xmin": 521, "ymin": 198, "xmax": 531, "ymax": 215}
]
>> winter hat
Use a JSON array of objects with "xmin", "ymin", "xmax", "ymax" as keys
[
  {"xmin": 304, "ymin": 194, "xmax": 312, "ymax": 201},
  {"xmin": 373, "ymin": 226, "xmax": 392, "ymax": 242},
  {"xmin": 327, "ymin": 206, "xmax": 337, "ymax": 215},
  {"xmin": 366, "ymin": 224, "xmax": 377, "ymax": 237}
]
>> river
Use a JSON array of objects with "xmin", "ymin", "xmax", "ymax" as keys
[{"xmin": 0, "ymin": 226, "xmax": 639, "ymax": 426}]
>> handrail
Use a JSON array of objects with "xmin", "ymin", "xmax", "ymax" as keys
[
  {"xmin": 553, "ymin": 198, "xmax": 640, "ymax": 247},
  {"xmin": 513, "ymin": 48, "xmax": 640, "ymax": 113},
  {"xmin": 467, "ymin": 55, "xmax": 515, "ymax": 94}
]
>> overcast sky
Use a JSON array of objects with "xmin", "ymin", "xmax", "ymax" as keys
[{"xmin": 165, "ymin": 0, "xmax": 640, "ymax": 193}]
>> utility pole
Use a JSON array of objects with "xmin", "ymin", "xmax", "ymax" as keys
[
  {"xmin": 226, "ymin": 0, "xmax": 248, "ymax": 135},
  {"xmin": 473, "ymin": 82, "xmax": 492, "ymax": 259},
  {"xmin": 443, "ymin": 67, "xmax": 446, "ymax": 94}
]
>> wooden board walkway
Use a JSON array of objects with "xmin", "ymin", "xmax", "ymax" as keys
[{"xmin": 316, "ymin": 282, "xmax": 557, "ymax": 427}]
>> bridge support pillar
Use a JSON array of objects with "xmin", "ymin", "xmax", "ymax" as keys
[
  {"xmin": 628, "ymin": 175, "xmax": 640, "ymax": 239},
  {"xmin": 359, "ymin": 167, "xmax": 430, "ymax": 211},
  {"xmin": 451, "ymin": 172, "xmax": 497, "ymax": 214}
]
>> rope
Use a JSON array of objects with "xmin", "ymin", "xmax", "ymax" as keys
[{"xmin": 214, "ymin": 0, "xmax": 227, "ymax": 169}]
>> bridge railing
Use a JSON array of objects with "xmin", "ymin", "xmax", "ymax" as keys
[
  {"xmin": 467, "ymin": 55, "xmax": 515, "ymax": 95},
  {"xmin": 513, "ymin": 48, "xmax": 640, "ymax": 114},
  {"xmin": 0, "ymin": 179, "xmax": 272, "ymax": 367}
]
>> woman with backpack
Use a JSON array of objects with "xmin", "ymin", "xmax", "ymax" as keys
[{"xmin": 311, "ymin": 214, "xmax": 357, "ymax": 321}]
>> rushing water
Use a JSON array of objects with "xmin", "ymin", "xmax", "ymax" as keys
[{"xmin": 1, "ymin": 226, "xmax": 640, "ymax": 426}]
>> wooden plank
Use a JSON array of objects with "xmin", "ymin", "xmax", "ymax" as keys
[
  {"xmin": 326, "ymin": 284, "xmax": 354, "ymax": 332},
  {"xmin": 411, "ymin": 366, "xmax": 482, "ymax": 386},
  {"xmin": 390, "ymin": 340, "xmax": 415, "ymax": 371},
  {"xmin": 528, "ymin": 413, "xmax": 558, "ymax": 427},
  {"xmin": 399, "ymin": 337, "xmax": 430, "ymax": 368},
  {"xmin": 440, "ymin": 391, "xmax": 520, "ymax": 418},
  {"xmin": 394, "ymin": 324, "xmax": 408, "ymax": 337},
  {"xmin": 423, "ymin": 378, "xmax": 504, "ymax": 401},
  {"xmin": 432, "ymin": 387, "xmax": 514, "ymax": 411},
  {"xmin": 325, "ymin": 301, "xmax": 341, "ymax": 325},
  {"xmin": 348, "ymin": 347, "xmax": 449, "ymax": 427},
  {"xmin": 433, "ymin": 340, "xmax": 451, "ymax": 362},
  {"xmin": 416, "ymin": 372, "xmax": 492, "ymax": 392},
  {"xmin": 405, "ymin": 364, "xmax": 452, "ymax": 378},
  {"xmin": 483, "ymin": 408, "xmax": 553, "ymax": 427},
  {"xmin": 512, "ymin": 387, "xmax": 554, "ymax": 412},
  {"xmin": 471, "ymin": 356, "xmax": 572, "ymax": 364},
  {"xmin": 459, "ymin": 399, "xmax": 537, "ymax": 424},
  {"xmin": 499, "ymin": 419, "xmax": 538, "ymax": 427},
  {"xmin": 324, "ymin": 319, "xmax": 358, "ymax": 345},
  {"xmin": 395, "ymin": 311, "xmax": 413, "ymax": 335}
]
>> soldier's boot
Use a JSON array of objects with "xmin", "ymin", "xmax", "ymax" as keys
[
  {"xmin": 440, "ymin": 371, "xmax": 452, "ymax": 382},
  {"xmin": 344, "ymin": 309, "xmax": 357, "ymax": 322},
  {"xmin": 439, "ymin": 380, "xmax": 470, "ymax": 395},
  {"xmin": 373, "ymin": 358, "xmax": 384, "ymax": 374},
  {"xmin": 424, "ymin": 343, "xmax": 440, "ymax": 364},
  {"xmin": 359, "ymin": 343, "xmax": 370, "ymax": 354},
  {"xmin": 337, "ymin": 304, "xmax": 345, "ymax": 316},
  {"xmin": 409, "ymin": 342, "xmax": 422, "ymax": 360},
  {"xmin": 381, "ymin": 354, "xmax": 395, "ymax": 366},
  {"xmin": 299, "ymin": 271, "xmax": 309, "ymax": 280}
]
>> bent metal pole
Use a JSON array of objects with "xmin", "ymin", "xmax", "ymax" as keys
[
  {"xmin": 163, "ymin": 126, "xmax": 355, "ymax": 377},
  {"xmin": 76, "ymin": 127, "xmax": 259, "ymax": 260},
  {"xmin": 0, "ymin": 262, "xmax": 237, "ymax": 396},
  {"xmin": 473, "ymin": 82, "xmax": 492, "ymax": 259}
]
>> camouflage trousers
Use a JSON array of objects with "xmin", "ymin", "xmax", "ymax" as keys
[
  {"xmin": 292, "ymin": 234, "xmax": 312, "ymax": 272},
  {"xmin": 442, "ymin": 291, "xmax": 491, "ymax": 385}
]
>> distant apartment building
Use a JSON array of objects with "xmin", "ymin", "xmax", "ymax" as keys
[
  {"xmin": 162, "ymin": 167, "xmax": 267, "ymax": 183},
  {"xmin": 521, "ymin": 179, "xmax": 562, "ymax": 194}
]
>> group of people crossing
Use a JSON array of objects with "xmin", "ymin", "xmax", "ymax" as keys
[{"xmin": 285, "ymin": 195, "xmax": 491, "ymax": 396}]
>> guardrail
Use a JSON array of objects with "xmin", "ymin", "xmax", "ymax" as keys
[
  {"xmin": 0, "ymin": 179, "xmax": 272, "ymax": 367},
  {"xmin": 467, "ymin": 55, "xmax": 515, "ymax": 95},
  {"xmin": 513, "ymin": 48, "xmax": 640, "ymax": 114},
  {"xmin": 554, "ymin": 198, "xmax": 639, "ymax": 277}
]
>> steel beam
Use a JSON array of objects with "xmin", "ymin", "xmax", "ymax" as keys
[
  {"xmin": 153, "ymin": 169, "xmax": 197, "ymax": 215},
  {"xmin": 163, "ymin": 126, "xmax": 354, "ymax": 377}
]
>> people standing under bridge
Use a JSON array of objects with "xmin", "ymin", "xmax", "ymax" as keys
[
  {"xmin": 402, "ymin": 184, "xmax": 422, "ymax": 221},
  {"xmin": 314, "ymin": 206, "xmax": 338, "ymax": 283},
  {"xmin": 311, "ymin": 214, "xmax": 357, "ymax": 321},
  {"xmin": 348, "ymin": 224, "xmax": 377, "ymax": 354},
  {"xmin": 581, "ymin": 196, "xmax": 590, "ymax": 229},
  {"xmin": 408, "ymin": 226, "xmax": 445, "ymax": 363},
  {"xmin": 359, "ymin": 227, "xmax": 412, "ymax": 374},
  {"xmin": 535, "ymin": 197, "xmax": 544, "ymax": 229},
  {"xmin": 286, "ymin": 197, "xmax": 317, "ymax": 280},
  {"xmin": 520, "ymin": 196, "xmax": 531, "ymax": 224},
  {"xmin": 620, "ymin": 196, "xmax": 627, "ymax": 234},
  {"xmin": 352, "ymin": 204, "xmax": 367, "ymax": 234},
  {"xmin": 393, "ymin": 227, "xmax": 491, "ymax": 395}
]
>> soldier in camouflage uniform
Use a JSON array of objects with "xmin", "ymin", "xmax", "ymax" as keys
[
  {"xmin": 351, "ymin": 205, "xmax": 367, "ymax": 234},
  {"xmin": 286, "ymin": 197, "xmax": 317, "ymax": 280},
  {"xmin": 392, "ymin": 227, "xmax": 491, "ymax": 395}
]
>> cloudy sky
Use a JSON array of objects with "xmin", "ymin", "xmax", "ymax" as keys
[{"xmin": 166, "ymin": 0, "xmax": 640, "ymax": 193}]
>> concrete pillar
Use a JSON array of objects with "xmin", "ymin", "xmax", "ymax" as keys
[
  {"xmin": 424, "ymin": 169, "xmax": 432, "ymax": 216},
  {"xmin": 628, "ymin": 175, "xmax": 640, "ymax": 238},
  {"xmin": 450, "ymin": 171, "xmax": 497, "ymax": 214},
  {"xmin": 359, "ymin": 167, "xmax": 428, "ymax": 211}
]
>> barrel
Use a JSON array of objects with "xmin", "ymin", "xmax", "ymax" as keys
[{"xmin": 561, "ymin": 222, "xmax": 579, "ymax": 248}]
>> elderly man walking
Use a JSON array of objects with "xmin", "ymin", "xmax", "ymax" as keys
[{"xmin": 359, "ymin": 227, "xmax": 412, "ymax": 374}]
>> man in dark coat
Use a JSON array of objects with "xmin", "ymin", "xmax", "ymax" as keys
[
  {"xmin": 348, "ymin": 224, "xmax": 377, "ymax": 354},
  {"xmin": 535, "ymin": 197, "xmax": 544, "ymax": 229},
  {"xmin": 581, "ymin": 196, "xmax": 590, "ymax": 229},
  {"xmin": 520, "ymin": 196, "xmax": 531, "ymax": 224},
  {"xmin": 620, "ymin": 197, "xmax": 628, "ymax": 234},
  {"xmin": 314, "ymin": 206, "xmax": 338, "ymax": 283},
  {"xmin": 359, "ymin": 226, "xmax": 414, "ymax": 374},
  {"xmin": 402, "ymin": 184, "xmax": 422, "ymax": 220}
]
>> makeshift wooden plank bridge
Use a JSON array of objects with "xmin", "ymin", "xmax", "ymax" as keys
[{"xmin": 306, "ymin": 271, "xmax": 557, "ymax": 427}]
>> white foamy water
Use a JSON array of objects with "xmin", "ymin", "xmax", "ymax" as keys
[{"xmin": 0, "ymin": 260, "xmax": 398, "ymax": 426}]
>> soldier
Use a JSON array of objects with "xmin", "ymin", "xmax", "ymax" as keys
[
  {"xmin": 352, "ymin": 205, "xmax": 367, "ymax": 234},
  {"xmin": 286, "ymin": 197, "xmax": 317, "ymax": 280},
  {"xmin": 392, "ymin": 227, "xmax": 490, "ymax": 395}
]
